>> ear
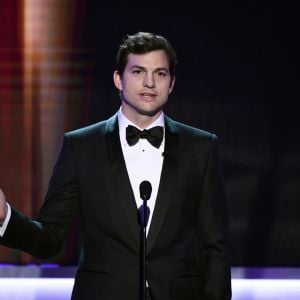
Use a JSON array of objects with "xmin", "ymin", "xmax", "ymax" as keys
[
  {"xmin": 169, "ymin": 76, "xmax": 175, "ymax": 94},
  {"xmin": 113, "ymin": 71, "xmax": 122, "ymax": 91}
]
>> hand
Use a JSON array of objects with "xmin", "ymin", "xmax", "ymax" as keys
[{"xmin": 0, "ymin": 188, "xmax": 8, "ymax": 224}]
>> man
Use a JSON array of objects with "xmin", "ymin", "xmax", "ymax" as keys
[{"xmin": 0, "ymin": 32, "xmax": 231, "ymax": 300}]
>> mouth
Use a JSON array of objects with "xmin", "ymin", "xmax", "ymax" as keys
[{"xmin": 139, "ymin": 92, "xmax": 157, "ymax": 101}]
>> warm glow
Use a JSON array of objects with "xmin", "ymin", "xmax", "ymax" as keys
[{"xmin": 23, "ymin": 0, "xmax": 75, "ymax": 208}]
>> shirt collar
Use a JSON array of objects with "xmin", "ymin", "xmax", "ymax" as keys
[{"xmin": 117, "ymin": 107, "xmax": 165, "ymax": 146}]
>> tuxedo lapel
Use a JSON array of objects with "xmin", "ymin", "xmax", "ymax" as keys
[
  {"xmin": 147, "ymin": 116, "xmax": 178, "ymax": 254},
  {"xmin": 106, "ymin": 114, "xmax": 140, "ymax": 249},
  {"xmin": 105, "ymin": 114, "xmax": 179, "ymax": 255}
]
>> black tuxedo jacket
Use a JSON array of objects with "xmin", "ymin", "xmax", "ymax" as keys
[{"xmin": 0, "ymin": 113, "xmax": 231, "ymax": 300}]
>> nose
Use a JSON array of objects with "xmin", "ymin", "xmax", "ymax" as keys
[{"xmin": 143, "ymin": 73, "xmax": 155, "ymax": 88}]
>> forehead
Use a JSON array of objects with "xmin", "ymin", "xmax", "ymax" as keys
[{"xmin": 126, "ymin": 50, "xmax": 170, "ymax": 69}]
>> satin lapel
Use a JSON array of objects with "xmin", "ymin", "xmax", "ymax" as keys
[
  {"xmin": 106, "ymin": 114, "xmax": 140, "ymax": 249},
  {"xmin": 147, "ymin": 116, "xmax": 178, "ymax": 254}
]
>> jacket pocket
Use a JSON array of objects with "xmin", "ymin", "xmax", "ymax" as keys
[
  {"xmin": 171, "ymin": 276, "xmax": 203, "ymax": 300},
  {"xmin": 75, "ymin": 270, "xmax": 109, "ymax": 286}
]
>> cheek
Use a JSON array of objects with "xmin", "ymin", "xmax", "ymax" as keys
[{"xmin": 122, "ymin": 78, "xmax": 136, "ymax": 91}]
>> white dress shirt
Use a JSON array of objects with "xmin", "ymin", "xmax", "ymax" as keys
[
  {"xmin": 118, "ymin": 108, "xmax": 165, "ymax": 236},
  {"xmin": 0, "ymin": 203, "xmax": 11, "ymax": 236}
]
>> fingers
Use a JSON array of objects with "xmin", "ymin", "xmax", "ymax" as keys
[
  {"xmin": 0, "ymin": 188, "xmax": 7, "ymax": 223},
  {"xmin": 0, "ymin": 188, "xmax": 6, "ymax": 202}
]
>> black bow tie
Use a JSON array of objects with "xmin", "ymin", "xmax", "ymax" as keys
[{"xmin": 126, "ymin": 125, "xmax": 164, "ymax": 148}]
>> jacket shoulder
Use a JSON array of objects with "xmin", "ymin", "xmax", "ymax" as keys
[
  {"xmin": 65, "ymin": 120, "xmax": 107, "ymax": 140},
  {"xmin": 166, "ymin": 116, "xmax": 217, "ymax": 142},
  {"xmin": 65, "ymin": 111, "xmax": 118, "ymax": 140}
]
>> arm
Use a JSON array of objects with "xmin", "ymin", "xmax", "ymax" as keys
[
  {"xmin": 0, "ymin": 135, "xmax": 79, "ymax": 259},
  {"xmin": 196, "ymin": 135, "xmax": 232, "ymax": 300}
]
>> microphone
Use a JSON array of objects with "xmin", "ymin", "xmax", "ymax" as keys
[
  {"xmin": 139, "ymin": 181, "xmax": 152, "ymax": 300},
  {"xmin": 139, "ymin": 180, "xmax": 152, "ymax": 201},
  {"xmin": 139, "ymin": 181, "xmax": 152, "ymax": 227}
]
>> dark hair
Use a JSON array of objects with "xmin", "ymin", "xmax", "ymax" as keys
[{"xmin": 116, "ymin": 32, "xmax": 177, "ymax": 79}]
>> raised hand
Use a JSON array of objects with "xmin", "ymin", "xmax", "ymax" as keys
[{"xmin": 0, "ymin": 188, "xmax": 8, "ymax": 224}]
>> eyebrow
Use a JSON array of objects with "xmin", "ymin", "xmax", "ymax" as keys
[{"xmin": 130, "ymin": 65, "xmax": 169, "ymax": 73}]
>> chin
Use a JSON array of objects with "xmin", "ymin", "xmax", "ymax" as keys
[{"xmin": 138, "ymin": 107, "xmax": 162, "ymax": 117}]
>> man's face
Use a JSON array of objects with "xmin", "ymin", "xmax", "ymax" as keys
[{"xmin": 114, "ymin": 50, "xmax": 175, "ymax": 122}]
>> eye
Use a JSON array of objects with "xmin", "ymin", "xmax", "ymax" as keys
[
  {"xmin": 132, "ymin": 69, "xmax": 143, "ymax": 75},
  {"xmin": 155, "ymin": 71, "xmax": 167, "ymax": 77}
]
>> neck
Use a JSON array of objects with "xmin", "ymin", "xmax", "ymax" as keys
[{"xmin": 121, "ymin": 108, "xmax": 163, "ymax": 129}]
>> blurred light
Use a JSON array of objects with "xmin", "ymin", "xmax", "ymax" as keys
[
  {"xmin": 233, "ymin": 279, "xmax": 300, "ymax": 300},
  {"xmin": 0, "ymin": 278, "xmax": 300, "ymax": 300},
  {"xmin": 0, "ymin": 278, "xmax": 74, "ymax": 300}
]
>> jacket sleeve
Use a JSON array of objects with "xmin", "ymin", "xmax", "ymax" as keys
[{"xmin": 0, "ymin": 134, "xmax": 79, "ymax": 259}]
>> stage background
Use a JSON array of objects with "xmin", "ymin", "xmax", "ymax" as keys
[{"xmin": 0, "ymin": 0, "xmax": 299, "ymax": 266}]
